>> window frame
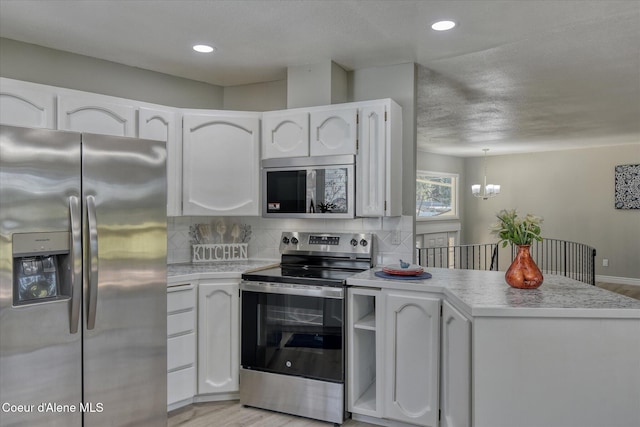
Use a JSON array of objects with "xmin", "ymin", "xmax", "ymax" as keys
[{"xmin": 416, "ymin": 170, "xmax": 460, "ymax": 221}]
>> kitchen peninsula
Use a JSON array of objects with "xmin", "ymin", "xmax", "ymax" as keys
[
  {"xmin": 167, "ymin": 261, "xmax": 639, "ymax": 427},
  {"xmin": 347, "ymin": 268, "xmax": 640, "ymax": 427}
]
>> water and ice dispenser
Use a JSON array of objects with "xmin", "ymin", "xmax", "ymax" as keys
[{"xmin": 12, "ymin": 232, "xmax": 72, "ymax": 305}]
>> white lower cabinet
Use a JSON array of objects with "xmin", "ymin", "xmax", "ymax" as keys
[
  {"xmin": 348, "ymin": 288, "xmax": 440, "ymax": 427},
  {"xmin": 348, "ymin": 288, "xmax": 384, "ymax": 418},
  {"xmin": 440, "ymin": 300, "xmax": 471, "ymax": 427},
  {"xmin": 167, "ymin": 283, "xmax": 197, "ymax": 408},
  {"xmin": 384, "ymin": 290, "xmax": 440, "ymax": 426},
  {"xmin": 197, "ymin": 280, "xmax": 240, "ymax": 395}
]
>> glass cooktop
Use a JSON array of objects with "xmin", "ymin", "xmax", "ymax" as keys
[{"xmin": 241, "ymin": 265, "xmax": 361, "ymax": 286}]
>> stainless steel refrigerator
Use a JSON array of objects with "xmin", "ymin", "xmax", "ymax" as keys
[{"xmin": 0, "ymin": 125, "xmax": 167, "ymax": 426}]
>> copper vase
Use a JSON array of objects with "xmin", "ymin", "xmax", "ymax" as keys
[{"xmin": 505, "ymin": 245, "xmax": 544, "ymax": 289}]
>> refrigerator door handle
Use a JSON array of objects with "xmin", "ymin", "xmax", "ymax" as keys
[
  {"xmin": 69, "ymin": 196, "xmax": 82, "ymax": 334},
  {"xmin": 86, "ymin": 195, "xmax": 99, "ymax": 330}
]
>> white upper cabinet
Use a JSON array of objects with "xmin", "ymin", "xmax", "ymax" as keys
[
  {"xmin": 57, "ymin": 94, "xmax": 136, "ymax": 137},
  {"xmin": 0, "ymin": 78, "xmax": 56, "ymax": 129},
  {"xmin": 262, "ymin": 105, "xmax": 357, "ymax": 159},
  {"xmin": 182, "ymin": 111, "xmax": 261, "ymax": 216},
  {"xmin": 262, "ymin": 111, "xmax": 309, "ymax": 158},
  {"xmin": 138, "ymin": 107, "xmax": 181, "ymax": 216},
  {"xmin": 309, "ymin": 106, "xmax": 358, "ymax": 156},
  {"xmin": 356, "ymin": 99, "xmax": 402, "ymax": 217}
]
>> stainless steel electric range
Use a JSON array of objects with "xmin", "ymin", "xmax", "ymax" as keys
[{"xmin": 239, "ymin": 231, "xmax": 374, "ymax": 424}]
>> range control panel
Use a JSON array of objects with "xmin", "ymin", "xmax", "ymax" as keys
[
  {"xmin": 279, "ymin": 231, "xmax": 373, "ymax": 257},
  {"xmin": 308, "ymin": 235, "xmax": 340, "ymax": 246}
]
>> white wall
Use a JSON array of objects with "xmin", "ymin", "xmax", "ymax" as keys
[
  {"xmin": 0, "ymin": 38, "xmax": 224, "ymax": 108},
  {"xmin": 286, "ymin": 60, "xmax": 347, "ymax": 108},
  {"xmin": 223, "ymin": 79, "xmax": 287, "ymax": 111},
  {"xmin": 462, "ymin": 144, "xmax": 640, "ymax": 279}
]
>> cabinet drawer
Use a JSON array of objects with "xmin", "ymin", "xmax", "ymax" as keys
[
  {"xmin": 168, "ymin": 310, "xmax": 195, "ymax": 337},
  {"xmin": 167, "ymin": 284, "xmax": 195, "ymax": 313},
  {"xmin": 168, "ymin": 333, "xmax": 196, "ymax": 371},
  {"xmin": 168, "ymin": 367, "xmax": 195, "ymax": 405}
]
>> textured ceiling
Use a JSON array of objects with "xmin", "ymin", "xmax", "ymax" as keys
[{"xmin": 0, "ymin": 0, "xmax": 639, "ymax": 156}]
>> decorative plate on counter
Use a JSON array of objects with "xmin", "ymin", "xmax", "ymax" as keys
[{"xmin": 382, "ymin": 264, "xmax": 424, "ymax": 276}]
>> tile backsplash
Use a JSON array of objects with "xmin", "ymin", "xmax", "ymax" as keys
[{"xmin": 168, "ymin": 215, "xmax": 414, "ymax": 266}]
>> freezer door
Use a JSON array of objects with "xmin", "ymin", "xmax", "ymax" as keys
[
  {"xmin": 80, "ymin": 133, "xmax": 167, "ymax": 426},
  {"xmin": 0, "ymin": 125, "xmax": 83, "ymax": 427}
]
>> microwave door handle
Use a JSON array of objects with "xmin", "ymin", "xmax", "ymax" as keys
[
  {"xmin": 68, "ymin": 196, "xmax": 82, "ymax": 334},
  {"xmin": 86, "ymin": 195, "xmax": 99, "ymax": 330}
]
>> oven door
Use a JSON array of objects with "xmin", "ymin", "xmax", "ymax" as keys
[{"xmin": 240, "ymin": 281, "xmax": 344, "ymax": 383}]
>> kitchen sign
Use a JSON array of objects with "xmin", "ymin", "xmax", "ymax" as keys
[{"xmin": 192, "ymin": 243, "xmax": 248, "ymax": 262}]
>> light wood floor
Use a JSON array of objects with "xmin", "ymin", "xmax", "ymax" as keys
[
  {"xmin": 168, "ymin": 400, "xmax": 376, "ymax": 427},
  {"xmin": 169, "ymin": 282, "xmax": 639, "ymax": 426},
  {"xmin": 596, "ymin": 282, "xmax": 640, "ymax": 300}
]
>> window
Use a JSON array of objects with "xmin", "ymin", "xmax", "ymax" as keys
[{"xmin": 416, "ymin": 171, "xmax": 458, "ymax": 220}]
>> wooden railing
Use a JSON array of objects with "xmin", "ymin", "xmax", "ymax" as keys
[{"xmin": 416, "ymin": 238, "xmax": 596, "ymax": 286}]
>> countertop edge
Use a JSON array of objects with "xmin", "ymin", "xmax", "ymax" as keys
[
  {"xmin": 347, "ymin": 267, "xmax": 640, "ymax": 319},
  {"xmin": 167, "ymin": 260, "xmax": 279, "ymax": 286}
]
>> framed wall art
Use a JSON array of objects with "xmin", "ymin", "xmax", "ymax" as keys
[{"xmin": 614, "ymin": 164, "xmax": 640, "ymax": 209}]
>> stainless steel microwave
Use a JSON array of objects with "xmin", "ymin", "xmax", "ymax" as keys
[{"xmin": 262, "ymin": 155, "xmax": 355, "ymax": 219}]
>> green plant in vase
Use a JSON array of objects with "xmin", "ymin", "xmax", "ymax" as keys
[{"xmin": 491, "ymin": 209, "xmax": 544, "ymax": 289}]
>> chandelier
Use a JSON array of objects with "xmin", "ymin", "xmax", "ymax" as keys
[{"xmin": 471, "ymin": 148, "xmax": 500, "ymax": 200}]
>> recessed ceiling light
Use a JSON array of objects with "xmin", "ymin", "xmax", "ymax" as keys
[
  {"xmin": 193, "ymin": 44, "xmax": 215, "ymax": 53},
  {"xmin": 431, "ymin": 20, "xmax": 456, "ymax": 31}
]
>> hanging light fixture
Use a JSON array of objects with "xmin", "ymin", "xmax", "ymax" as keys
[{"xmin": 471, "ymin": 148, "xmax": 501, "ymax": 200}]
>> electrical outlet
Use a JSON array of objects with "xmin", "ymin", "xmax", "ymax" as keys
[
  {"xmin": 391, "ymin": 231, "xmax": 402, "ymax": 245},
  {"xmin": 602, "ymin": 259, "xmax": 609, "ymax": 267}
]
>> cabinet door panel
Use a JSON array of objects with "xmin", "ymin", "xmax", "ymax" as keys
[
  {"xmin": 139, "ymin": 107, "xmax": 181, "ymax": 216},
  {"xmin": 198, "ymin": 282, "xmax": 239, "ymax": 394},
  {"xmin": 0, "ymin": 79, "xmax": 56, "ymax": 129},
  {"xmin": 262, "ymin": 111, "xmax": 309, "ymax": 158},
  {"xmin": 384, "ymin": 291, "xmax": 440, "ymax": 426},
  {"xmin": 356, "ymin": 104, "xmax": 386, "ymax": 216},
  {"xmin": 57, "ymin": 95, "xmax": 135, "ymax": 137},
  {"xmin": 310, "ymin": 107, "xmax": 357, "ymax": 156},
  {"xmin": 441, "ymin": 301, "xmax": 471, "ymax": 427},
  {"xmin": 183, "ymin": 114, "xmax": 260, "ymax": 216}
]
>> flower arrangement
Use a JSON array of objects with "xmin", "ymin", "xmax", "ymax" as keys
[{"xmin": 491, "ymin": 209, "xmax": 543, "ymax": 247}]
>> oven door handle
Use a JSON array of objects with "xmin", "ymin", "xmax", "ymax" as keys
[{"xmin": 240, "ymin": 281, "xmax": 344, "ymax": 299}]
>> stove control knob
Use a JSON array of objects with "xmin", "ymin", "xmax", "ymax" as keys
[
  {"xmin": 360, "ymin": 239, "xmax": 369, "ymax": 247},
  {"xmin": 282, "ymin": 237, "xmax": 290, "ymax": 244},
  {"xmin": 350, "ymin": 238, "xmax": 358, "ymax": 247},
  {"xmin": 291, "ymin": 237, "xmax": 299, "ymax": 245}
]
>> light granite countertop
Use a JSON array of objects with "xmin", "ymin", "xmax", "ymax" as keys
[
  {"xmin": 167, "ymin": 260, "xmax": 278, "ymax": 284},
  {"xmin": 348, "ymin": 267, "xmax": 640, "ymax": 319}
]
